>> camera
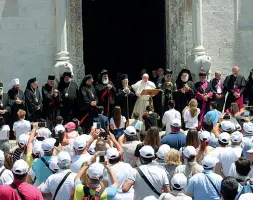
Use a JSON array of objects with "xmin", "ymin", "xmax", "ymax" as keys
[
  {"xmin": 93, "ymin": 122, "xmax": 101, "ymax": 129},
  {"xmin": 99, "ymin": 131, "xmax": 109, "ymax": 139},
  {"xmin": 98, "ymin": 151, "xmax": 105, "ymax": 163}
]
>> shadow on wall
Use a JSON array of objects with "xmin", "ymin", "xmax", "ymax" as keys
[
  {"xmin": 233, "ymin": 0, "xmax": 253, "ymax": 78},
  {"xmin": 1, "ymin": 0, "xmax": 19, "ymax": 17}
]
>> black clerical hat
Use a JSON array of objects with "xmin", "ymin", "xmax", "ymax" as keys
[
  {"xmin": 29, "ymin": 77, "xmax": 37, "ymax": 83},
  {"xmin": 165, "ymin": 69, "xmax": 173, "ymax": 75},
  {"xmin": 121, "ymin": 74, "xmax": 128, "ymax": 81},
  {"xmin": 199, "ymin": 71, "xmax": 207, "ymax": 76},
  {"xmin": 83, "ymin": 74, "xmax": 93, "ymax": 82},
  {"xmin": 0, "ymin": 82, "xmax": 3, "ymax": 87},
  {"xmin": 100, "ymin": 69, "xmax": 108, "ymax": 75},
  {"xmin": 63, "ymin": 72, "xmax": 72, "ymax": 77},
  {"xmin": 48, "ymin": 75, "xmax": 55, "ymax": 80}
]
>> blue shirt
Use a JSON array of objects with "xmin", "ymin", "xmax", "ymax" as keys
[
  {"xmin": 204, "ymin": 109, "xmax": 221, "ymax": 125},
  {"xmin": 94, "ymin": 114, "xmax": 109, "ymax": 131},
  {"xmin": 32, "ymin": 156, "xmax": 54, "ymax": 186},
  {"xmin": 186, "ymin": 169, "xmax": 222, "ymax": 200},
  {"xmin": 161, "ymin": 132, "xmax": 186, "ymax": 150}
]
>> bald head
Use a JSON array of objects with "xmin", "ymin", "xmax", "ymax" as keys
[
  {"xmin": 232, "ymin": 66, "xmax": 239, "ymax": 76},
  {"xmin": 215, "ymin": 71, "xmax": 221, "ymax": 80}
]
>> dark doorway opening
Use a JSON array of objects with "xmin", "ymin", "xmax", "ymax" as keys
[{"xmin": 82, "ymin": 0, "xmax": 166, "ymax": 84}]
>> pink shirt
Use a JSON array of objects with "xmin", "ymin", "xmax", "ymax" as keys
[
  {"xmin": 66, "ymin": 130, "xmax": 78, "ymax": 140},
  {"xmin": 0, "ymin": 180, "xmax": 43, "ymax": 200}
]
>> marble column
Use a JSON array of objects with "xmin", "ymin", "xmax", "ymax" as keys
[
  {"xmin": 191, "ymin": 0, "xmax": 205, "ymax": 56},
  {"xmin": 54, "ymin": 0, "xmax": 73, "ymax": 82}
]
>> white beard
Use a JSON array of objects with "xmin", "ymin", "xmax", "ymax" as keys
[
  {"xmin": 181, "ymin": 76, "xmax": 189, "ymax": 83},
  {"xmin": 102, "ymin": 79, "xmax": 109, "ymax": 85},
  {"xmin": 0, "ymin": 88, "xmax": 3, "ymax": 96},
  {"xmin": 64, "ymin": 78, "xmax": 71, "ymax": 83}
]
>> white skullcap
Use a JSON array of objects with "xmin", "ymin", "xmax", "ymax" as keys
[
  {"xmin": 10, "ymin": 78, "xmax": 19, "ymax": 89},
  {"xmin": 142, "ymin": 73, "xmax": 149, "ymax": 78}
]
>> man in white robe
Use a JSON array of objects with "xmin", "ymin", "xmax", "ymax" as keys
[{"xmin": 131, "ymin": 73, "xmax": 156, "ymax": 119}]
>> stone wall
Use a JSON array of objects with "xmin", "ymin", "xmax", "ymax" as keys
[
  {"xmin": 202, "ymin": 0, "xmax": 253, "ymax": 79},
  {"xmin": 0, "ymin": 0, "xmax": 56, "ymax": 92}
]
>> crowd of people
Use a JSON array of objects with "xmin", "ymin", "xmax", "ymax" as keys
[{"xmin": 0, "ymin": 66, "xmax": 253, "ymax": 199}]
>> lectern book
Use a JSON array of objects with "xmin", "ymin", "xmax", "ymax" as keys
[{"xmin": 140, "ymin": 89, "xmax": 160, "ymax": 96}]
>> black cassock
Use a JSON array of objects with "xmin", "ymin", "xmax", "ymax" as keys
[
  {"xmin": 116, "ymin": 86, "xmax": 135, "ymax": 120},
  {"xmin": 7, "ymin": 88, "xmax": 25, "ymax": 124},
  {"xmin": 223, "ymin": 75, "xmax": 246, "ymax": 111},
  {"xmin": 79, "ymin": 84, "xmax": 98, "ymax": 132},
  {"xmin": 211, "ymin": 78, "xmax": 225, "ymax": 112},
  {"xmin": 153, "ymin": 75, "xmax": 165, "ymax": 118},
  {"xmin": 42, "ymin": 83, "xmax": 60, "ymax": 130},
  {"xmin": 24, "ymin": 87, "xmax": 42, "ymax": 122},
  {"xmin": 0, "ymin": 93, "xmax": 11, "ymax": 124},
  {"xmin": 95, "ymin": 81, "xmax": 116, "ymax": 117},
  {"xmin": 245, "ymin": 75, "xmax": 253, "ymax": 106},
  {"xmin": 175, "ymin": 80, "xmax": 195, "ymax": 114},
  {"xmin": 58, "ymin": 80, "xmax": 79, "ymax": 122}
]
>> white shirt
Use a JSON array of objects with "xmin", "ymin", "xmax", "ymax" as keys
[
  {"xmin": 54, "ymin": 124, "xmax": 65, "ymax": 135},
  {"xmin": 13, "ymin": 119, "xmax": 31, "ymax": 140},
  {"xmin": 158, "ymin": 192, "xmax": 192, "ymax": 200},
  {"xmin": 128, "ymin": 163, "xmax": 169, "ymax": 200},
  {"xmin": 40, "ymin": 169, "xmax": 76, "ymax": 200},
  {"xmin": 70, "ymin": 153, "xmax": 92, "ymax": 173},
  {"xmin": 0, "ymin": 166, "xmax": 14, "ymax": 185},
  {"xmin": 184, "ymin": 109, "xmax": 200, "ymax": 129},
  {"xmin": 0, "ymin": 125, "xmax": 10, "ymax": 140},
  {"xmin": 110, "ymin": 116, "xmax": 126, "ymax": 129},
  {"xmin": 231, "ymin": 145, "xmax": 243, "ymax": 159},
  {"xmin": 107, "ymin": 162, "xmax": 134, "ymax": 200},
  {"xmin": 162, "ymin": 109, "xmax": 181, "ymax": 134},
  {"xmin": 122, "ymin": 141, "xmax": 141, "ymax": 165}
]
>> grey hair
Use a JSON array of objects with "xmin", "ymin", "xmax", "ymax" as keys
[
  {"xmin": 57, "ymin": 161, "xmax": 71, "ymax": 169},
  {"xmin": 0, "ymin": 141, "xmax": 10, "ymax": 154},
  {"xmin": 215, "ymin": 71, "xmax": 221, "ymax": 75}
]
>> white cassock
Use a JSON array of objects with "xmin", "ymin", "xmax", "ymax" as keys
[{"xmin": 131, "ymin": 80, "xmax": 156, "ymax": 119}]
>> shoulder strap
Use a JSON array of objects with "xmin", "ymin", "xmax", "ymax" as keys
[
  {"xmin": 10, "ymin": 183, "xmax": 26, "ymax": 200},
  {"xmin": 136, "ymin": 167, "xmax": 161, "ymax": 196},
  {"xmin": 203, "ymin": 173, "xmax": 220, "ymax": 197},
  {"xmin": 95, "ymin": 187, "xmax": 105, "ymax": 197},
  {"xmin": 52, "ymin": 171, "xmax": 72, "ymax": 200},
  {"xmin": 40, "ymin": 157, "xmax": 54, "ymax": 173},
  {"xmin": 0, "ymin": 168, "xmax": 5, "ymax": 177}
]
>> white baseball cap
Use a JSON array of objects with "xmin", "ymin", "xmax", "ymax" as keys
[
  {"xmin": 183, "ymin": 146, "xmax": 197, "ymax": 158},
  {"xmin": 139, "ymin": 145, "xmax": 155, "ymax": 158},
  {"xmin": 57, "ymin": 151, "xmax": 71, "ymax": 165},
  {"xmin": 42, "ymin": 138, "xmax": 56, "ymax": 152},
  {"xmin": 171, "ymin": 173, "xmax": 188, "ymax": 189},
  {"xmin": 18, "ymin": 134, "xmax": 29, "ymax": 148},
  {"xmin": 37, "ymin": 128, "xmax": 52, "ymax": 139},
  {"xmin": 239, "ymin": 193, "xmax": 253, "ymax": 200},
  {"xmin": 0, "ymin": 150, "xmax": 4, "ymax": 165},
  {"xmin": 199, "ymin": 131, "xmax": 211, "ymax": 141},
  {"xmin": 221, "ymin": 121, "xmax": 235, "ymax": 132},
  {"xmin": 49, "ymin": 157, "xmax": 60, "ymax": 172},
  {"xmin": 124, "ymin": 126, "xmax": 137, "ymax": 136},
  {"xmin": 231, "ymin": 131, "xmax": 243, "ymax": 143},
  {"xmin": 106, "ymin": 148, "xmax": 120, "ymax": 159},
  {"xmin": 219, "ymin": 132, "xmax": 231, "ymax": 144},
  {"xmin": 243, "ymin": 122, "xmax": 253, "ymax": 134},
  {"xmin": 156, "ymin": 144, "xmax": 170, "ymax": 160},
  {"xmin": 32, "ymin": 141, "xmax": 42, "ymax": 155},
  {"xmin": 202, "ymin": 155, "xmax": 219, "ymax": 168},
  {"xmin": 171, "ymin": 118, "xmax": 181, "ymax": 128},
  {"xmin": 88, "ymin": 163, "xmax": 104, "ymax": 180},
  {"xmin": 73, "ymin": 136, "xmax": 87, "ymax": 151},
  {"xmin": 12, "ymin": 159, "xmax": 29, "ymax": 175},
  {"xmin": 88, "ymin": 143, "xmax": 96, "ymax": 155}
]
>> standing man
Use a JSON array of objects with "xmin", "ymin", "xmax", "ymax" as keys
[
  {"xmin": 57, "ymin": 72, "xmax": 79, "ymax": 122},
  {"xmin": 224, "ymin": 66, "xmax": 246, "ymax": 112},
  {"xmin": 95, "ymin": 69, "xmax": 116, "ymax": 117},
  {"xmin": 42, "ymin": 75, "xmax": 60, "ymax": 130},
  {"xmin": 162, "ymin": 69, "xmax": 175, "ymax": 112},
  {"xmin": 24, "ymin": 77, "xmax": 42, "ymax": 122},
  {"xmin": 131, "ymin": 73, "xmax": 156, "ymax": 119},
  {"xmin": 78, "ymin": 74, "xmax": 98, "ymax": 133},
  {"xmin": 211, "ymin": 71, "xmax": 225, "ymax": 112},
  {"xmin": 0, "ymin": 82, "xmax": 10, "ymax": 125},
  {"xmin": 195, "ymin": 71, "xmax": 213, "ymax": 124},
  {"xmin": 175, "ymin": 69, "xmax": 195, "ymax": 114},
  {"xmin": 8, "ymin": 78, "xmax": 25, "ymax": 127},
  {"xmin": 116, "ymin": 74, "xmax": 135, "ymax": 120}
]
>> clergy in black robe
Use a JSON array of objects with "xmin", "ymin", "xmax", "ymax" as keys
[
  {"xmin": 223, "ymin": 66, "xmax": 246, "ymax": 112},
  {"xmin": 162, "ymin": 69, "xmax": 175, "ymax": 112},
  {"xmin": 8, "ymin": 78, "xmax": 25, "ymax": 126},
  {"xmin": 211, "ymin": 71, "xmax": 225, "ymax": 112},
  {"xmin": 245, "ymin": 69, "xmax": 253, "ymax": 106},
  {"xmin": 78, "ymin": 74, "xmax": 98, "ymax": 132},
  {"xmin": 58, "ymin": 72, "xmax": 79, "ymax": 123},
  {"xmin": 195, "ymin": 71, "xmax": 213, "ymax": 123},
  {"xmin": 115, "ymin": 74, "xmax": 135, "ymax": 120},
  {"xmin": 42, "ymin": 75, "xmax": 61, "ymax": 130},
  {"xmin": 0, "ymin": 82, "xmax": 11, "ymax": 124},
  {"xmin": 24, "ymin": 78, "xmax": 42, "ymax": 122},
  {"xmin": 95, "ymin": 69, "xmax": 116, "ymax": 117},
  {"xmin": 175, "ymin": 69, "xmax": 195, "ymax": 114}
]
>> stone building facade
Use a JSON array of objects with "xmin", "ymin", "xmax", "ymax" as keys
[{"xmin": 0, "ymin": 0, "xmax": 252, "ymax": 91}]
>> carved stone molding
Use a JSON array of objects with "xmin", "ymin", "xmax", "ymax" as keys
[{"xmin": 68, "ymin": 0, "xmax": 84, "ymax": 85}]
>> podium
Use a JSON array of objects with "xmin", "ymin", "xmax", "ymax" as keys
[{"xmin": 140, "ymin": 89, "xmax": 160, "ymax": 96}]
